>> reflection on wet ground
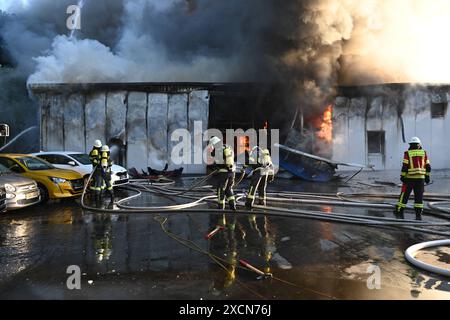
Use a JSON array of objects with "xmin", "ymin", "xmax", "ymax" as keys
[{"xmin": 0, "ymin": 170, "xmax": 449, "ymax": 300}]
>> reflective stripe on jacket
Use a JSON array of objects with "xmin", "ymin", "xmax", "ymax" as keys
[
  {"xmin": 89, "ymin": 148, "xmax": 101, "ymax": 166},
  {"xmin": 215, "ymin": 145, "xmax": 235, "ymax": 173},
  {"xmin": 401, "ymin": 149, "xmax": 431, "ymax": 179}
]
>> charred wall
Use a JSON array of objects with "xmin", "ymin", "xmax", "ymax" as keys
[
  {"xmin": 30, "ymin": 83, "xmax": 212, "ymax": 174},
  {"xmin": 30, "ymin": 82, "xmax": 284, "ymax": 174},
  {"xmin": 333, "ymin": 84, "xmax": 450, "ymax": 170}
]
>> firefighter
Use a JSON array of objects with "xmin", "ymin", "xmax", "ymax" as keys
[
  {"xmin": 245, "ymin": 147, "xmax": 275, "ymax": 209},
  {"xmin": 208, "ymin": 136, "xmax": 236, "ymax": 211},
  {"xmin": 89, "ymin": 140, "xmax": 103, "ymax": 166},
  {"xmin": 100, "ymin": 145, "xmax": 114, "ymax": 203},
  {"xmin": 89, "ymin": 140, "xmax": 103, "ymax": 201},
  {"xmin": 394, "ymin": 137, "xmax": 431, "ymax": 219}
]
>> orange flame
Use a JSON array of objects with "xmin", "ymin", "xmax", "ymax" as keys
[
  {"xmin": 317, "ymin": 105, "xmax": 333, "ymax": 143},
  {"xmin": 238, "ymin": 136, "xmax": 250, "ymax": 154}
]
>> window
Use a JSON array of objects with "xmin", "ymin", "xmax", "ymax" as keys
[
  {"xmin": 431, "ymin": 102, "xmax": 447, "ymax": 118},
  {"xmin": 69, "ymin": 154, "xmax": 91, "ymax": 165},
  {"xmin": 0, "ymin": 163, "xmax": 11, "ymax": 174},
  {"xmin": 0, "ymin": 158, "xmax": 25, "ymax": 173},
  {"xmin": 38, "ymin": 154, "xmax": 72, "ymax": 165},
  {"xmin": 37, "ymin": 155, "xmax": 56, "ymax": 163},
  {"xmin": 367, "ymin": 131, "xmax": 385, "ymax": 154},
  {"xmin": 17, "ymin": 157, "xmax": 54, "ymax": 171},
  {"xmin": 52, "ymin": 155, "xmax": 73, "ymax": 165}
]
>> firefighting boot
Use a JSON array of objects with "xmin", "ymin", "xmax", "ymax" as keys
[
  {"xmin": 415, "ymin": 208, "xmax": 423, "ymax": 221},
  {"xmin": 245, "ymin": 198, "xmax": 253, "ymax": 210},
  {"xmin": 394, "ymin": 206, "xmax": 405, "ymax": 219},
  {"xmin": 229, "ymin": 199, "xmax": 237, "ymax": 211},
  {"xmin": 108, "ymin": 190, "xmax": 115, "ymax": 204},
  {"xmin": 95, "ymin": 192, "xmax": 102, "ymax": 208}
]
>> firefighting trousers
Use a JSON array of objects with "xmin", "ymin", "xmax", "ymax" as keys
[
  {"xmin": 90, "ymin": 168, "xmax": 104, "ymax": 194},
  {"xmin": 215, "ymin": 171, "xmax": 236, "ymax": 210},
  {"xmin": 90, "ymin": 168, "xmax": 113, "ymax": 196},
  {"xmin": 396, "ymin": 179, "xmax": 425, "ymax": 212},
  {"xmin": 246, "ymin": 171, "xmax": 268, "ymax": 207}
]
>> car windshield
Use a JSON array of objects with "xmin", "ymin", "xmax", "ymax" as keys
[
  {"xmin": 18, "ymin": 157, "xmax": 54, "ymax": 171},
  {"xmin": 69, "ymin": 153, "xmax": 92, "ymax": 165},
  {"xmin": 0, "ymin": 163, "xmax": 11, "ymax": 174}
]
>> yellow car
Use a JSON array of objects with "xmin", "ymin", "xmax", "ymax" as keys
[{"xmin": 0, "ymin": 154, "xmax": 85, "ymax": 202}]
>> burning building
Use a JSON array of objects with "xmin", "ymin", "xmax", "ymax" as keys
[
  {"xmin": 30, "ymin": 81, "xmax": 450, "ymax": 176},
  {"xmin": 332, "ymin": 84, "xmax": 450, "ymax": 170}
]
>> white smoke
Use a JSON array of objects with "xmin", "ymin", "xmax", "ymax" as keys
[{"xmin": 27, "ymin": 0, "xmax": 261, "ymax": 84}]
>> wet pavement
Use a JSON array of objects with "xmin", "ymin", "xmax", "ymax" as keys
[{"xmin": 0, "ymin": 170, "xmax": 449, "ymax": 300}]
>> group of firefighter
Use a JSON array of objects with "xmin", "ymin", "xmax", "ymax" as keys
[
  {"xmin": 207, "ymin": 136, "xmax": 275, "ymax": 211},
  {"xmin": 86, "ymin": 136, "xmax": 274, "ymax": 210},
  {"xmin": 87, "ymin": 134, "xmax": 431, "ymax": 219},
  {"xmin": 88, "ymin": 140, "xmax": 114, "ymax": 205}
]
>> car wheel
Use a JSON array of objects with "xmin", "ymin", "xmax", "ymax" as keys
[{"xmin": 37, "ymin": 183, "xmax": 49, "ymax": 204}]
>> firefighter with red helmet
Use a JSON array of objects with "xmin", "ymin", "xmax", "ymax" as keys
[{"xmin": 394, "ymin": 137, "xmax": 431, "ymax": 220}]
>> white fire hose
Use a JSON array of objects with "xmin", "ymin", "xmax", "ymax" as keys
[{"xmin": 405, "ymin": 239, "xmax": 450, "ymax": 277}]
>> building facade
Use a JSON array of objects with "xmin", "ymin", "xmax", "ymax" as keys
[
  {"xmin": 332, "ymin": 84, "xmax": 450, "ymax": 170},
  {"xmin": 30, "ymin": 83, "xmax": 210, "ymax": 174},
  {"xmin": 30, "ymin": 83, "xmax": 278, "ymax": 174}
]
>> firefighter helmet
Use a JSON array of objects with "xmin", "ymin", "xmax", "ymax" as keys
[
  {"xmin": 208, "ymin": 136, "xmax": 221, "ymax": 147},
  {"xmin": 101, "ymin": 145, "xmax": 110, "ymax": 152},
  {"xmin": 94, "ymin": 140, "xmax": 102, "ymax": 148},
  {"xmin": 409, "ymin": 137, "xmax": 422, "ymax": 145}
]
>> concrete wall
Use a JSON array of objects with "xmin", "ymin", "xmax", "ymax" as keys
[
  {"xmin": 36, "ymin": 89, "xmax": 210, "ymax": 174},
  {"xmin": 333, "ymin": 86, "xmax": 450, "ymax": 170}
]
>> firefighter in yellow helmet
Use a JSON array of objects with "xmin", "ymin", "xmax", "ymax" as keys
[
  {"xmin": 100, "ymin": 145, "xmax": 114, "ymax": 203},
  {"xmin": 208, "ymin": 136, "xmax": 236, "ymax": 211},
  {"xmin": 89, "ymin": 140, "xmax": 103, "ymax": 202},
  {"xmin": 245, "ymin": 147, "xmax": 275, "ymax": 209},
  {"xmin": 394, "ymin": 137, "xmax": 431, "ymax": 220}
]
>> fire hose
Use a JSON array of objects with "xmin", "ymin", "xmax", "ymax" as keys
[
  {"xmin": 109, "ymin": 184, "xmax": 450, "ymax": 234},
  {"xmin": 405, "ymin": 240, "xmax": 450, "ymax": 277},
  {"xmin": 96, "ymin": 181, "xmax": 450, "ymax": 230}
]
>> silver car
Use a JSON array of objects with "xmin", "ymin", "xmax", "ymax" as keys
[
  {"xmin": 0, "ymin": 186, "xmax": 6, "ymax": 212},
  {"xmin": 0, "ymin": 163, "xmax": 41, "ymax": 210}
]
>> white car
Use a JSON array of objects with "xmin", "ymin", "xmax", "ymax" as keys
[{"xmin": 32, "ymin": 152, "xmax": 129, "ymax": 186}]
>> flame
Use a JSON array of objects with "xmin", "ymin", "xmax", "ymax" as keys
[
  {"xmin": 238, "ymin": 136, "xmax": 250, "ymax": 154},
  {"xmin": 263, "ymin": 121, "xmax": 269, "ymax": 130},
  {"xmin": 317, "ymin": 105, "xmax": 333, "ymax": 143}
]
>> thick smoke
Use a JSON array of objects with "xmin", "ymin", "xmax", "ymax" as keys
[
  {"xmin": 2, "ymin": 0, "xmax": 449, "ymax": 149},
  {"xmin": 27, "ymin": 0, "xmax": 274, "ymax": 83},
  {"xmin": 339, "ymin": 0, "xmax": 450, "ymax": 85}
]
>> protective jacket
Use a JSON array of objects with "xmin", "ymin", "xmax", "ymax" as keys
[
  {"xmin": 212, "ymin": 145, "xmax": 236, "ymax": 173},
  {"xmin": 401, "ymin": 148, "xmax": 431, "ymax": 180},
  {"xmin": 89, "ymin": 147, "xmax": 102, "ymax": 167}
]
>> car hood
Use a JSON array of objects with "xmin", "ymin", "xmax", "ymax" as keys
[
  {"xmin": 0, "ymin": 173, "xmax": 35, "ymax": 186},
  {"xmin": 111, "ymin": 165, "xmax": 128, "ymax": 173},
  {"xmin": 80, "ymin": 164, "xmax": 127, "ymax": 173},
  {"xmin": 34, "ymin": 168, "xmax": 83, "ymax": 180}
]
